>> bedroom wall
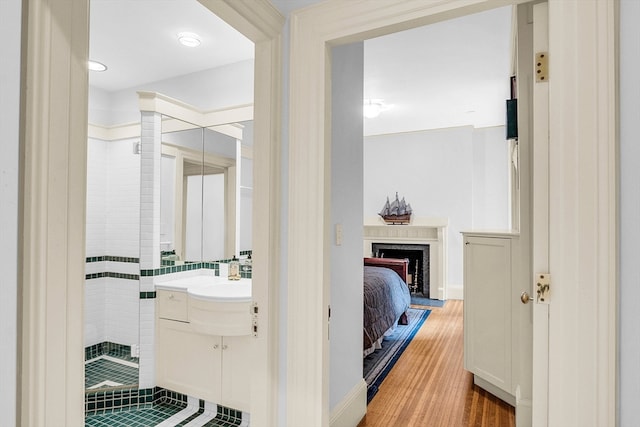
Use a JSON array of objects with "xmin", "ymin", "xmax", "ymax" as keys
[
  {"xmin": 619, "ymin": 0, "xmax": 640, "ymax": 423},
  {"xmin": 363, "ymin": 126, "xmax": 509, "ymax": 291},
  {"xmin": 330, "ymin": 43, "xmax": 365, "ymax": 411}
]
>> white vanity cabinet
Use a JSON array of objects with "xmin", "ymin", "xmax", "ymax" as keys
[
  {"xmin": 155, "ymin": 289, "xmax": 251, "ymax": 412},
  {"xmin": 462, "ymin": 233, "xmax": 516, "ymax": 406}
]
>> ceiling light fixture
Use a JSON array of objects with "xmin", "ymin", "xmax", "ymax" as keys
[
  {"xmin": 177, "ymin": 32, "xmax": 201, "ymax": 47},
  {"xmin": 88, "ymin": 60, "xmax": 107, "ymax": 72},
  {"xmin": 363, "ymin": 99, "xmax": 390, "ymax": 119}
]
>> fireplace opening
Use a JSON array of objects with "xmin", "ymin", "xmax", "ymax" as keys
[{"xmin": 371, "ymin": 243, "xmax": 430, "ymax": 296}]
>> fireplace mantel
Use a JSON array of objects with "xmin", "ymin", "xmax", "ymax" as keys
[{"xmin": 363, "ymin": 217, "xmax": 448, "ymax": 300}]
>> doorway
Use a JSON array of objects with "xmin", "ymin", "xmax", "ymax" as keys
[
  {"xmin": 19, "ymin": 0, "xmax": 282, "ymax": 424},
  {"xmin": 286, "ymin": 0, "xmax": 617, "ymax": 426},
  {"xmin": 330, "ymin": 4, "xmax": 521, "ymax": 422}
]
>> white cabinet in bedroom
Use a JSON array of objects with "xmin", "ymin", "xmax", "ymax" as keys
[{"xmin": 462, "ymin": 232, "xmax": 516, "ymax": 406}]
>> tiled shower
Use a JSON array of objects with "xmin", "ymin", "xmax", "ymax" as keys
[{"xmin": 85, "ymin": 135, "xmax": 141, "ymax": 390}]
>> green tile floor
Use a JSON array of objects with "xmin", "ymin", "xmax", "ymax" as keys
[
  {"xmin": 85, "ymin": 357, "xmax": 139, "ymax": 389},
  {"xmin": 84, "ymin": 349, "xmax": 243, "ymax": 427},
  {"xmin": 84, "ymin": 402, "xmax": 183, "ymax": 427},
  {"xmin": 84, "ymin": 402, "xmax": 242, "ymax": 427}
]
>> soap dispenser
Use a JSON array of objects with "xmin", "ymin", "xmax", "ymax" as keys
[{"xmin": 228, "ymin": 255, "xmax": 241, "ymax": 280}]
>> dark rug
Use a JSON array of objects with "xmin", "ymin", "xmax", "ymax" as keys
[
  {"xmin": 363, "ymin": 308, "xmax": 431, "ymax": 403},
  {"xmin": 411, "ymin": 294, "xmax": 445, "ymax": 307}
]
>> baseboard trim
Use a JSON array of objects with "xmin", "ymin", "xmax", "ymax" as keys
[
  {"xmin": 446, "ymin": 283, "xmax": 463, "ymax": 300},
  {"xmin": 515, "ymin": 385, "xmax": 532, "ymax": 426},
  {"xmin": 330, "ymin": 379, "xmax": 367, "ymax": 427}
]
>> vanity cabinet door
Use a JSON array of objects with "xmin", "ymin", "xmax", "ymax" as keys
[
  {"xmin": 156, "ymin": 318, "xmax": 222, "ymax": 403},
  {"xmin": 220, "ymin": 335, "xmax": 251, "ymax": 412}
]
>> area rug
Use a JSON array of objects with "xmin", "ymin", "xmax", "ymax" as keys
[
  {"xmin": 410, "ymin": 294, "xmax": 445, "ymax": 307},
  {"xmin": 363, "ymin": 308, "xmax": 431, "ymax": 403}
]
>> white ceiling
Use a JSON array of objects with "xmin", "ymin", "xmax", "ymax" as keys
[
  {"xmin": 363, "ymin": 6, "xmax": 513, "ymax": 135},
  {"xmin": 89, "ymin": 1, "xmax": 512, "ymax": 134},
  {"xmin": 89, "ymin": 0, "xmax": 254, "ymax": 92}
]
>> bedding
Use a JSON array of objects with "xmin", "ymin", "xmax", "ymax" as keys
[{"xmin": 363, "ymin": 260, "xmax": 411, "ymax": 356}]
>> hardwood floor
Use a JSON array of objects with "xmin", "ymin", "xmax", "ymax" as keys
[{"xmin": 358, "ymin": 300, "xmax": 515, "ymax": 427}]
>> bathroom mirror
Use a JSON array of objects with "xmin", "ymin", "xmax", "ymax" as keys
[{"xmin": 160, "ymin": 115, "xmax": 250, "ymax": 264}]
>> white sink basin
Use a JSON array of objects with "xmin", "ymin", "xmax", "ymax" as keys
[
  {"xmin": 156, "ymin": 275, "xmax": 251, "ymax": 301},
  {"xmin": 188, "ymin": 279, "xmax": 251, "ymax": 302},
  {"xmin": 155, "ymin": 274, "xmax": 252, "ymax": 336}
]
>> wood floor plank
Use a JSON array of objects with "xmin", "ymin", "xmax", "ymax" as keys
[{"xmin": 358, "ymin": 300, "xmax": 515, "ymax": 427}]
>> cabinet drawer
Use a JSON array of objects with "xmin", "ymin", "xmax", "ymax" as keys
[{"xmin": 157, "ymin": 290, "xmax": 188, "ymax": 321}]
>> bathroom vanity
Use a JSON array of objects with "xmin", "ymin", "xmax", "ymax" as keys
[{"xmin": 155, "ymin": 275, "xmax": 252, "ymax": 412}]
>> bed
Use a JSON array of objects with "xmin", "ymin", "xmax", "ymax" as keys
[{"xmin": 363, "ymin": 257, "xmax": 412, "ymax": 357}]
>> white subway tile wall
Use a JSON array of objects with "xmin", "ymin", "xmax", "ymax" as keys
[
  {"xmin": 107, "ymin": 137, "xmax": 141, "ymax": 258},
  {"xmin": 138, "ymin": 298, "xmax": 156, "ymax": 389},
  {"xmin": 85, "ymin": 135, "xmax": 141, "ymax": 349},
  {"xmin": 138, "ymin": 111, "xmax": 162, "ymax": 388},
  {"xmin": 105, "ymin": 278, "xmax": 140, "ymax": 347},
  {"xmin": 84, "ymin": 277, "xmax": 106, "ymax": 347},
  {"xmin": 139, "ymin": 112, "xmax": 161, "ymax": 271},
  {"xmin": 86, "ymin": 138, "xmax": 108, "ymax": 257}
]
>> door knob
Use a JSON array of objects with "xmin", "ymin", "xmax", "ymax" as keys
[{"xmin": 520, "ymin": 291, "xmax": 531, "ymax": 304}]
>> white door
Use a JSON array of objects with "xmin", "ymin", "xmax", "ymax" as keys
[{"xmin": 531, "ymin": 3, "xmax": 549, "ymax": 427}]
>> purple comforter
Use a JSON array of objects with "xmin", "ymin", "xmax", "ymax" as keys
[{"xmin": 363, "ymin": 266, "xmax": 411, "ymax": 351}]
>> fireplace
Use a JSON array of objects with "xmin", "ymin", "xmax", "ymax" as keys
[
  {"xmin": 363, "ymin": 217, "xmax": 447, "ymax": 300},
  {"xmin": 372, "ymin": 243, "xmax": 430, "ymax": 295}
]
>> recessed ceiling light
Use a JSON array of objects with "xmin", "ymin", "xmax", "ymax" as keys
[
  {"xmin": 88, "ymin": 60, "xmax": 107, "ymax": 72},
  {"xmin": 177, "ymin": 32, "xmax": 201, "ymax": 47}
]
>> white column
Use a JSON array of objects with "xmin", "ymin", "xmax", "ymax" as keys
[{"xmin": 138, "ymin": 110, "xmax": 161, "ymax": 389}]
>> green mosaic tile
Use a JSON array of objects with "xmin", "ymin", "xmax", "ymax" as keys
[
  {"xmin": 139, "ymin": 291, "xmax": 156, "ymax": 299},
  {"xmin": 85, "ymin": 402, "xmax": 183, "ymax": 427}
]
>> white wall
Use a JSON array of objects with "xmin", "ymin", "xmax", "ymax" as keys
[
  {"xmin": 330, "ymin": 42, "xmax": 365, "ymax": 411},
  {"xmin": 471, "ymin": 126, "xmax": 510, "ymax": 229},
  {"xmin": 364, "ymin": 126, "xmax": 509, "ymax": 288},
  {"xmin": 619, "ymin": 0, "xmax": 640, "ymax": 423},
  {"xmin": 0, "ymin": 0, "xmax": 21, "ymax": 422}
]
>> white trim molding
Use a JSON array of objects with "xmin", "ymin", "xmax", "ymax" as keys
[
  {"xmin": 197, "ymin": 1, "xmax": 285, "ymax": 426},
  {"xmin": 20, "ymin": 0, "xmax": 89, "ymax": 425},
  {"xmin": 329, "ymin": 379, "xmax": 367, "ymax": 427}
]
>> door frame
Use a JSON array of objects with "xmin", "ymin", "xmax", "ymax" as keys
[
  {"xmin": 19, "ymin": 0, "xmax": 283, "ymax": 425},
  {"xmin": 287, "ymin": 0, "xmax": 617, "ymax": 425}
]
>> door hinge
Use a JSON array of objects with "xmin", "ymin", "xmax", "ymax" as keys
[
  {"xmin": 535, "ymin": 273, "xmax": 550, "ymax": 304},
  {"xmin": 535, "ymin": 52, "xmax": 549, "ymax": 82},
  {"xmin": 251, "ymin": 302, "xmax": 258, "ymax": 337}
]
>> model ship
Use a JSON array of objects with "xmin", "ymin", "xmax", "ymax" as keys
[{"xmin": 379, "ymin": 192, "xmax": 412, "ymax": 224}]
